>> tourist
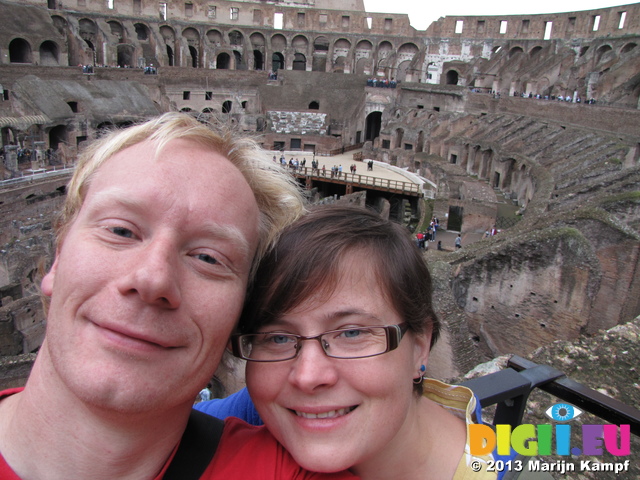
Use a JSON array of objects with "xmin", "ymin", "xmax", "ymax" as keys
[
  {"xmin": 455, "ymin": 233, "xmax": 462, "ymax": 249},
  {"xmin": 198, "ymin": 204, "xmax": 496, "ymax": 479},
  {"xmin": 0, "ymin": 113, "xmax": 356, "ymax": 480}
]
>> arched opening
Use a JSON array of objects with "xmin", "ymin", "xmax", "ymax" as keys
[
  {"xmin": 621, "ymin": 42, "xmax": 637, "ymax": 54},
  {"xmin": 395, "ymin": 128, "xmax": 404, "ymax": 149},
  {"xmin": 529, "ymin": 46, "xmax": 543, "ymax": 57},
  {"xmin": 229, "ymin": 30, "xmax": 243, "ymax": 46},
  {"xmin": 39, "ymin": 41, "xmax": 59, "ymax": 65},
  {"xmin": 233, "ymin": 50, "xmax": 245, "ymax": 70},
  {"xmin": 365, "ymin": 111, "xmax": 382, "ymax": 141},
  {"xmin": 508, "ymin": 46, "xmax": 524, "ymax": 58},
  {"xmin": 9, "ymin": 38, "xmax": 32, "ymax": 63},
  {"xmin": 596, "ymin": 45, "xmax": 613, "ymax": 64},
  {"xmin": 166, "ymin": 45, "xmax": 174, "ymax": 66},
  {"xmin": 48, "ymin": 125, "xmax": 67, "ymax": 152},
  {"xmin": 293, "ymin": 53, "xmax": 306, "ymax": 70},
  {"xmin": 188, "ymin": 45, "xmax": 198, "ymax": 67},
  {"xmin": 222, "ymin": 101, "xmax": 232, "ymax": 114},
  {"xmin": 253, "ymin": 50, "xmax": 263, "ymax": 70},
  {"xmin": 134, "ymin": 23, "xmax": 149, "ymax": 41},
  {"xmin": 117, "ymin": 44, "xmax": 134, "ymax": 68},
  {"xmin": 272, "ymin": 52, "xmax": 284, "ymax": 71},
  {"xmin": 445, "ymin": 70, "xmax": 459, "ymax": 85},
  {"xmin": 217, "ymin": 52, "xmax": 230, "ymax": 69},
  {"xmin": 308, "ymin": 101, "xmax": 319, "ymax": 110}
]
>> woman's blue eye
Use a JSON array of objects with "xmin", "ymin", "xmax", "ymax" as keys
[
  {"xmin": 271, "ymin": 334, "xmax": 292, "ymax": 344},
  {"xmin": 343, "ymin": 329, "xmax": 362, "ymax": 338}
]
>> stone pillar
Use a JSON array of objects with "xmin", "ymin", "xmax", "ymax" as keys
[
  {"xmin": 4, "ymin": 145, "xmax": 17, "ymax": 173},
  {"xmin": 33, "ymin": 141, "xmax": 45, "ymax": 169}
]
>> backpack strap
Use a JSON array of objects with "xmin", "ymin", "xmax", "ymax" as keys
[{"xmin": 163, "ymin": 409, "xmax": 225, "ymax": 480}]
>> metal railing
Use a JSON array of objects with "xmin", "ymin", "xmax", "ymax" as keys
[
  {"xmin": 289, "ymin": 166, "xmax": 422, "ymax": 195},
  {"xmin": 461, "ymin": 355, "xmax": 640, "ymax": 436}
]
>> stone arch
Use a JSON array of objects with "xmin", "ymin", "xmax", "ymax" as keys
[
  {"xmin": 314, "ymin": 36, "xmax": 329, "ymax": 52},
  {"xmin": 78, "ymin": 18, "xmax": 99, "ymax": 63},
  {"xmin": 222, "ymin": 100, "xmax": 232, "ymax": 114},
  {"xmin": 182, "ymin": 27, "xmax": 200, "ymax": 67},
  {"xmin": 332, "ymin": 38, "xmax": 351, "ymax": 73},
  {"xmin": 529, "ymin": 46, "xmax": 543, "ymax": 57},
  {"xmin": 229, "ymin": 30, "xmax": 243, "ymax": 46},
  {"xmin": 269, "ymin": 51, "xmax": 282, "ymax": 71},
  {"xmin": 396, "ymin": 60, "xmax": 411, "ymax": 82},
  {"xmin": 394, "ymin": 127, "xmax": 404, "ymax": 149},
  {"xmin": 160, "ymin": 25, "xmax": 176, "ymax": 66},
  {"xmin": 292, "ymin": 35, "xmax": 309, "ymax": 52},
  {"xmin": 51, "ymin": 15, "xmax": 67, "ymax": 35},
  {"xmin": 445, "ymin": 70, "xmax": 459, "ymax": 85},
  {"xmin": 217, "ymin": 52, "xmax": 230, "ymax": 69},
  {"xmin": 355, "ymin": 39, "xmax": 373, "ymax": 74},
  {"xmin": 271, "ymin": 34, "xmax": 287, "ymax": 51},
  {"xmin": 312, "ymin": 35, "xmax": 329, "ymax": 71},
  {"xmin": 206, "ymin": 29, "xmax": 223, "ymax": 46},
  {"xmin": 293, "ymin": 53, "xmax": 306, "ymax": 70},
  {"xmin": 134, "ymin": 23, "xmax": 150, "ymax": 41},
  {"xmin": 595, "ymin": 44, "xmax": 613, "ymax": 64},
  {"xmin": 365, "ymin": 111, "xmax": 382, "ymax": 141},
  {"xmin": 117, "ymin": 44, "xmax": 134, "ymax": 67},
  {"xmin": 376, "ymin": 40, "xmax": 393, "ymax": 74},
  {"xmin": 39, "ymin": 40, "xmax": 59, "ymax": 65},
  {"xmin": 621, "ymin": 42, "xmax": 637, "ymax": 55},
  {"xmin": 9, "ymin": 38, "xmax": 33, "ymax": 63},
  {"xmin": 108, "ymin": 20, "xmax": 125, "ymax": 42},
  {"xmin": 416, "ymin": 131, "xmax": 424, "ymax": 153},
  {"xmin": 508, "ymin": 46, "xmax": 524, "ymax": 58},
  {"xmin": 309, "ymin": 101, "xmax": 319, "ymax": 110},
  {"xmin": 234, "ymin": 50, "xmax": 245, "ymax": 70},
  {"xmin": 250, "ymin": 32, "xmax": 266, "ymax": 70}
]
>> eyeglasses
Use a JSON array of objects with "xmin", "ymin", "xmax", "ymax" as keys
[{"xmin": 230, "ymin": 323, "xmax": 409, "ymax": 362}]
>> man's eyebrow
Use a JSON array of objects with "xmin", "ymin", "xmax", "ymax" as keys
[{"xmin": 87, "ymin": 188, "xmax": 252, "ymax": 258}]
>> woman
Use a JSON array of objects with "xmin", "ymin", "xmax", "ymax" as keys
[{"xmin": 198, "ymin": 204, "xmax": 496, "ymax": 479}]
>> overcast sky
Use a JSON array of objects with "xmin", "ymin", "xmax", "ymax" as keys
[{"xmin": 363, "ymin": 1, "xmax": 635, "ymax": 31}]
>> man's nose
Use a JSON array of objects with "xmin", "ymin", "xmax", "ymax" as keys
[{"xmin": 117, "ymin": 239, "xmax": 182, "ymax": 308}]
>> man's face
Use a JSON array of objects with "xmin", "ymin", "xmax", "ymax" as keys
[{"xmin": 41, "ymin": 139, "xmax": 259, "ymax": 413}]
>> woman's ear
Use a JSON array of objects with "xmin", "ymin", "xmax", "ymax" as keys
[{"xmin": 413, "ymin": 324, "xmax": 433, "ymax": 370}]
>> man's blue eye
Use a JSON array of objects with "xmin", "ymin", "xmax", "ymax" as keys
[
  {"xmin": 197, "ymin": 254, "xmax": 218, "ymax": 265},
  {"xmin": 111, "ymin": 227, "xmax": 133, "ymax": 238}
]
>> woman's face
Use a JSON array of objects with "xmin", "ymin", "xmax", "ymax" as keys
[{"xmin": 245, "ymin": 251, "xmax": 431, "ymax": 474}]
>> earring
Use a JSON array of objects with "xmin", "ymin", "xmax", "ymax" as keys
[{"xmin": 413, "ymin": 364, "xmax": 426, "ymax": 384}]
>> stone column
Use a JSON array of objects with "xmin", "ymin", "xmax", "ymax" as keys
[{"xmin": 4, "ymin": 145, "xmax": 17, "ymax": 174}]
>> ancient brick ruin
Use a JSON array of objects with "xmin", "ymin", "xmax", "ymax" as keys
[{"xmin": 1, "ymin": 0, "xmax": 639, "ymax": 382}]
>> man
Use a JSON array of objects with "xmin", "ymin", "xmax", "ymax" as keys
[{"xmin": 0, "ymin": 113, "xmax": 311, "ymax": 479}]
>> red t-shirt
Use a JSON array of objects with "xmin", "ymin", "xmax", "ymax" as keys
[{"xmin": 0, "ymin": 388, "xmax": 357, "ymax": 480}]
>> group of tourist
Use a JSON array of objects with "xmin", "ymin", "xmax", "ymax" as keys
[
  {"xmin": 415, "ymin": 217, "xmax": 440, "ymax": 250},
  {"xmin": 366, "ymin": 77, "xmax": 397, "ymax": 88},
  {"xmin": 0, "ymin": 112, "xmax": 498, "ymax": 480}
]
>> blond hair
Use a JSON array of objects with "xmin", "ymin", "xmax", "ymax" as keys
[{"xmin": 57, "ymin": 112, "xmax": 305, "ymax": 277}]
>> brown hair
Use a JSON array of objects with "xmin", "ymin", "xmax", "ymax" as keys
[{"xmin": 239, "ymin": 204, "xmax": 440, "ymax": 350}]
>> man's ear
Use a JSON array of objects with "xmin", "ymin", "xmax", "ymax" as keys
[{"xmin": 41, "ymin": 256, "xmax": 59, "ymax": 297}]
